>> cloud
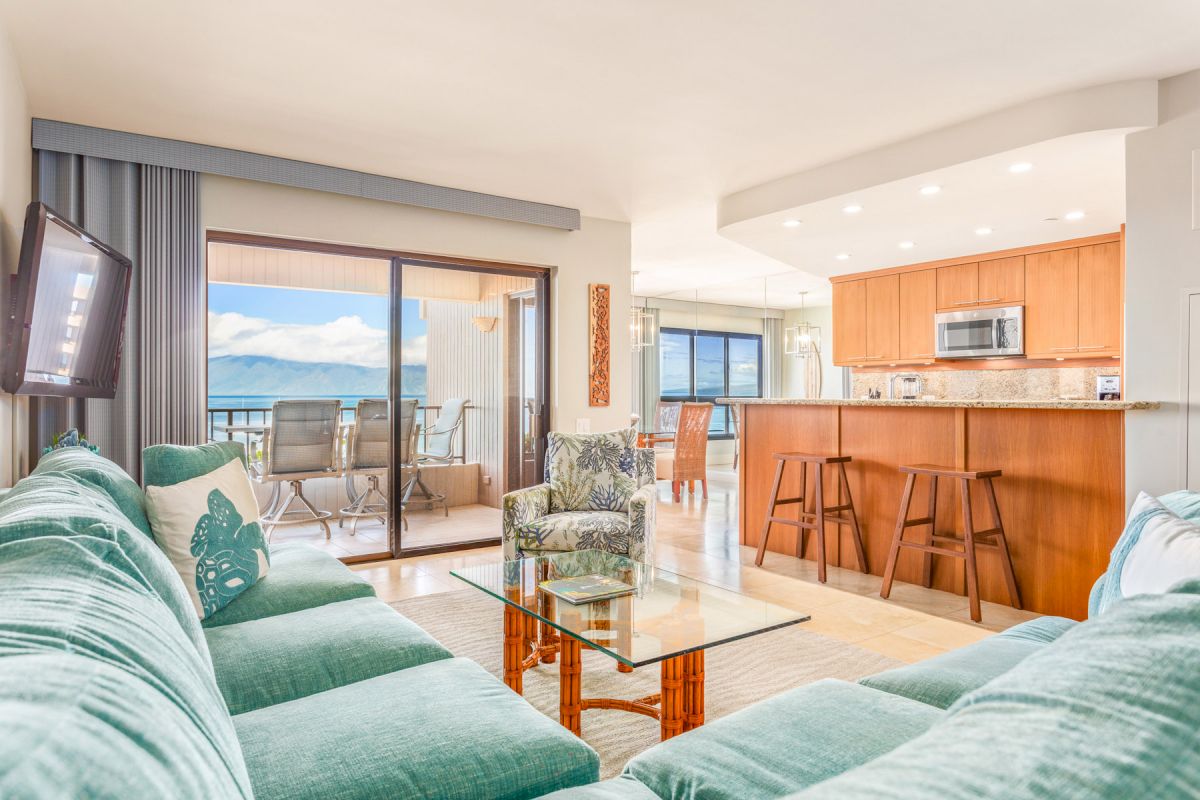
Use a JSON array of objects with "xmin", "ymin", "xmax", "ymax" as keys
[{"xmin": 208, "ymin": 311, "xmax": 426, "ymax": 367}]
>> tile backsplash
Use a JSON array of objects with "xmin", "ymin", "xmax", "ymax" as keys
[{"xmin": 851, "ymin": 366, "xmax": 1119, "ymax": 401}]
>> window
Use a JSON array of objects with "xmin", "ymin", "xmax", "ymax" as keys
[{"xmin": 659, "ymin": 327, "xmax": 762, "ymax": 437}]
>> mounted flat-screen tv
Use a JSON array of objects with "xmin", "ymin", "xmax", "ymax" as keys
[{"xmin": 3, "ymin": 202, "xmax": 132, "ymax": 398}]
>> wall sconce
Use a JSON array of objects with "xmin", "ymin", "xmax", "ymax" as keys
[{"xmin": 472, "ymin": 316, "xmax": 498, "ymax": 333}]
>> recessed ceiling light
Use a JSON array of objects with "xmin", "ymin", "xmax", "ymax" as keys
[
  {"xmin": 975, "ymin": 227, "xmax": 993, "ymax": 235},
  {"xmin": 835, "ymin": 253, "xmax": 851, "ymax": 261},
  {"xmin": 1064, "ymin": 210, "xmax": 1086, "ymax": 221},
  {"xmin": 919, "ymin": 185, "xmax": 941, "ymax": 196},
  {"xmin": 782, "ymin": 218, "xmax": 802, "ymax": 228},
  {"xmin": 842, "ymin": 204, "xmax": 863, "ymax": 214},
  {"xmin": 1009, "ymin": 162, "xmax": 1033, "ymax": 174},
  {"xmin": 898, "ymin": 241, "xmax": 915, "ymax": 249}
]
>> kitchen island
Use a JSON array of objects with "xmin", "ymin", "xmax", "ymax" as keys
[{"xmin": 721, "ymin": 398, "xmax": 1158, "ymax": 619}]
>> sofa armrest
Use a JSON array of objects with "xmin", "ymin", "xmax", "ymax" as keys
[
  {"xmin": 628, "ymin": 482, "xmax": 656, "ymax": 563},
  {"xmin": 502, "ymin": 482, "xmax": 551, "ymax": 560}
]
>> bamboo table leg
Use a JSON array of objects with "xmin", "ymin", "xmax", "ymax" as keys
[
  {"xmin": 660, "ymin": 655, "xmax": 685, "ymax": 740},
  {"xmin": 503, "ymin": 604, "xmax": 525, "ymax": 694},
  {"xmin": 559, "ymin": 636, "xmax": 583, "ymax": 736},
  {"xmin": 683, "ymin": 651, "xmax": 705, "ymax": 732}
]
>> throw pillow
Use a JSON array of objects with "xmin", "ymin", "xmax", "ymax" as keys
[
  {"xmin": 1096, "ymin": 491, "xmax": 1200, "ymax": 614},
  {"xmin": 143, "ymin": 440, "xmax": 247, "ymax": 488},
  {"xmin": 546, "ymin": 427, "xmax": 637, "ymax": 513},
  {"xmin": 144, "ymin": 457, "xmax": 269, "ymax": 619}
]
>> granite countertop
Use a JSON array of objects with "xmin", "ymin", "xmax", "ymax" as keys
[{"xmin": 716, "ymin": 397, "xmax": 1160, "ymax": 411}]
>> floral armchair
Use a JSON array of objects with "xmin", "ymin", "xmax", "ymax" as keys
[{"xmin": 502, "ymin": 427, "xmax": 656, "ymax": 562}]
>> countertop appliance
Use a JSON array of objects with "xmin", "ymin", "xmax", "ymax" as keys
[
  {"xmin": 889, "ymin": 373, "xmax": 925, "ymax": 400},
  {"xmin": 934, "ymin": 305, "xmax": 1023, "ymax": 359}
]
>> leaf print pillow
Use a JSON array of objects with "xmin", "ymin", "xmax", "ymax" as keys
[
  {"xmin": 546, "ymin": 427, "xmax": 637, "ymax": 513},
  {"xmin": 145, "ymin": 457, "xmax": 270, "ymax": 618}
]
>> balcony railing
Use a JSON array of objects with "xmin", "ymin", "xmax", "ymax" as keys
[{"xmin": 205, "ymin": 404, "xmax": 470, "ymax": 464}]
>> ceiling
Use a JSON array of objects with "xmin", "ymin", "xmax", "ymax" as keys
[
  {"xmin": 722, "ymin": 130, "xmax": 1129, "ymax": 290},
  {"xmin": 3, "ymin": 1, "xmax": 1200, "ymax": 307}
]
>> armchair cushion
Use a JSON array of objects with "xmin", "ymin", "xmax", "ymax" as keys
[
  {"xmin": 546, "ymin": 428, "xmax": 638, "ymax": 513},
  {"xmin": 518, "ymin": 511, "xmax": 631, "ymax": 556}
]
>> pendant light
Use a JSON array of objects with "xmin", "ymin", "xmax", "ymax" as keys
[
  {"xmin": 630, "ymin": 271, "xmax": 656, "ymax": 350},
  {"xmin": 784, "ymin": 291, "xmax": 822, "ymax": 358}
]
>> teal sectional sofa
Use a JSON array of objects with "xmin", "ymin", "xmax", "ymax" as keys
[
  {"xmin": 540, "ymin": 551, "xmax": 1200, "ymax": 798},
  {"xmin": 0, "ymin": 448, "xmax": 598, "ymax": 799}
]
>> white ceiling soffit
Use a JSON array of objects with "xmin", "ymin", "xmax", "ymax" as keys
[{"xmin": 717, "ymin": 81, "xmax": 1156, "ymax": 277}]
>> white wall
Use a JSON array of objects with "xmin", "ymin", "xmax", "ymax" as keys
[
  {"xmin": 0, "ymin": 21, "xmax": 29, "ymax": 487},
  {"xmin": 781, "ymin": 305, "xmax": 842, "ymax": 399},
  {"xmin": 1125, "ymin": 68, "xmax": 1200, "ymax": 500},
  {"xmin": 201, "ymin": 176, "xmax": 632, "ymax": 435}
]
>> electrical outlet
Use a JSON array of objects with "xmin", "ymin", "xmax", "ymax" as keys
[
  {"xmin": 575, "ymin": 418, "xmax": 591, "ymax": 433},
  {"xmin": 482, "ymin": 475, "xmax": 491, "ymax": 485}
]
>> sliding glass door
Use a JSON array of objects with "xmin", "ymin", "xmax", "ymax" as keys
[
  {"xmin": 390, "ymin": 259, "xmax": 548, "ymax": 555},
  {"xmin": 206, "ymin": 234, "xmax": 550, "ymax": 562}
]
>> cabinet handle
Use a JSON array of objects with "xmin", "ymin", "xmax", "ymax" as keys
[
  {"xmin": 952, "ymin": 300, "xmax": 976, "ymax": 306},
  {"xmin": 1049, "ymin": 347, "xmax": 1078, "ymax": 352},
  {"xmin": 977, "ymin": 297, "xmax": 1001, "ymax": 303},
  {"xmin": 913, "ymin": 353, "xmax": 935, "ymax": 357},
  {"xmin": 1077, "ymin": 345, "xmax": 1109, "ymax": 350}
]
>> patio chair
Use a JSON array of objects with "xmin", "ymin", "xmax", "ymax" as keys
[
  {"xmin": 258, "ymin": 399, "xmax": 342, "ymax": 539},
  {"xmin": 410, "ymin": 397, "xmax": 469, "ymax": 515},
  {"xmin": 338, "ymin": 399, "xmax": 390, "ymax": 535},
  {"xmin": 655, "ymin": 402, "xmax": 713, "ymax": 502}
]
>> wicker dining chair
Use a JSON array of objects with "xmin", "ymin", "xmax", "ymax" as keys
[
  {"xmin": 643, "ymin": 400, "xmax": 682, "ymax": 448},
  {"xmin": 654, "ymin": 401, "xmax": 713, "ymax": 502},
  {"xmin": 258, "ymin": 399, "xmax": 342, "ymax": 539}
]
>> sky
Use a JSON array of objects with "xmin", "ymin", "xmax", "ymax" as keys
[{"xmin": 207, "ymin": 284, "xmax": 427, "ymax": 367}]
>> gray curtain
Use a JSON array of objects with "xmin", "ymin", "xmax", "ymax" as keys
[
  {"xmin": 762, "ymin": 317, "xmax": 783, "ymax": 398},
  {"xmin": 140, "ymin": 166, "xmax": 204, "ymax": 448},
  {"xmin": 34, "ymin": 152, "xmax": 203, "ymax": 476},
  {"xmin": 37, "ymin": 153, "xmax": 141, "ymax": 474},
  {"xmin": 632, "ymin": 307, "xmax": 661, "ymax": 431}
]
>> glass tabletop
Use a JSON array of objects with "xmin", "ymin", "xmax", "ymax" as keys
[{"xmin": 450, "ymin": 550, "xmax": 809, "ymax": 667}]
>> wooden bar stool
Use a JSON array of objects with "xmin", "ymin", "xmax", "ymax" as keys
[
  {"xmin": 754, "ymin": 453, "xmax": 868, "ymax": 583},
  {"xmin": 880, "ymin": 464, "xmax": 1022, "ymax": 623}
]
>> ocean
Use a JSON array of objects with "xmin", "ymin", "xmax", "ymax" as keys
[{"xmin": 208, "ymin": 394, "xmax": 422, "ymax": 411}]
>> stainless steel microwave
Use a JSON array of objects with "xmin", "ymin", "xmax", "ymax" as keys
[{"xmin": 934, "ymin": 306, "xmax": 1023, "ymax": 359}]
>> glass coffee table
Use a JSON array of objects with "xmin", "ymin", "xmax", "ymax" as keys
[{"xmin": 451, "ymin": 550, "xmax": 809, "ymax": 741}]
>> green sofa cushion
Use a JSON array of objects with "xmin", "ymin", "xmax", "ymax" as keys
[
  {"xmin": 0, "ymin": 471, "xmax": 212, "ymax": 663},
  {"xmin": 790, "ymin": 580, "xmax": 1200, "ymax": 799},
  {"xmin": 624, "ymin": 679, "xmax": 940, "ymax": 800},
  {"xmin": 535, "ymin": 776, "xmax": 660, "ymax": 799},
  {"xmin": 859, "ymin": 616, "xmax": 1076, "ymax": 709},
  {"xmin": 143, "ymin": 440, "xmax": 248, "ymax": 487},
  {"xmin": 201, "ymin": 541, "xmax": 375, "ymax": 628},
  {"xmin": 0, "ymin": 536, "xmax": 252, "ymax": 798},
  {"xmin": 234, "ymin": 657, "xmax": 599, "ymax": 800},
  {"xmin": 32, "ymin": 447, "xmax": 153, "ymax": 536},
  {"xmin": 206, "ymin": 596, "xmax": 452, "ymax": 714}
]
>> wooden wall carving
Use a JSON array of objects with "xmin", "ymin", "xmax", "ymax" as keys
[{"xmin": 588, "ymin": 283, "xmax": 611, "ymax": 407}]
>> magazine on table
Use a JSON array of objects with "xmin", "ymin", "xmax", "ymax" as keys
[{"xmin": 539, "ymin": 573, "xmax": 635, "ymax": 605}]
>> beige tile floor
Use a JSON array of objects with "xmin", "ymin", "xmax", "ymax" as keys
[{"xmin": 352, "ymin": 467, "xmax": 1041, "ymax": 663}]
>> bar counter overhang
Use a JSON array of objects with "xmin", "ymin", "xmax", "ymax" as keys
[{"xmin": 720, "ymin": 398, "xmax": 1159, "ymax": 620}]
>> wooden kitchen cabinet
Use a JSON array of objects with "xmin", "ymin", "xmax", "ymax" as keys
[
  {"xmin": 865, "ymin": 274, "xmax": 900, "ymax": 362},
  {"xmin": 832, "ymin": 275, "xmax": 899, "ymax": 365},
  {"xmin": 832, "ymin": 279, "xmax": 868, "ymax": 365},
  {"xmin": 1025, "ymin": 244, "xmax": 1121, "ymax": 359},
  {"xmin": 936, "ymin": 258, "xmax": 1023, "ymax": 310},
  {"xmin": 1076, "ymin": 242, "xmax": 1122, "ymax": 357},
  {"xmin": 1025, "ymin": 248, "xmax": 1080, "ymax": 358},
  {"xmin": 977, "ymin": 256, "xmax": 1024, "ymax": 305},
  {"xmin": 898, "ymin": 269, "xmax": 937, "ymax": 361},
  {"xmin": 936, "ymin": 263, "xmax": 978, "ymax": 310}
]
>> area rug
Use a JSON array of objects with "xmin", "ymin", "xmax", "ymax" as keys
[{"xmin": 391, "ymin": 590, "xmax": 903, "ymax": 778}]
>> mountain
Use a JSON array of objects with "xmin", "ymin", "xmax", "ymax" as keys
[{"xmin": 208, "ymin": 355, "xmax": 426, "ymax": 398}]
